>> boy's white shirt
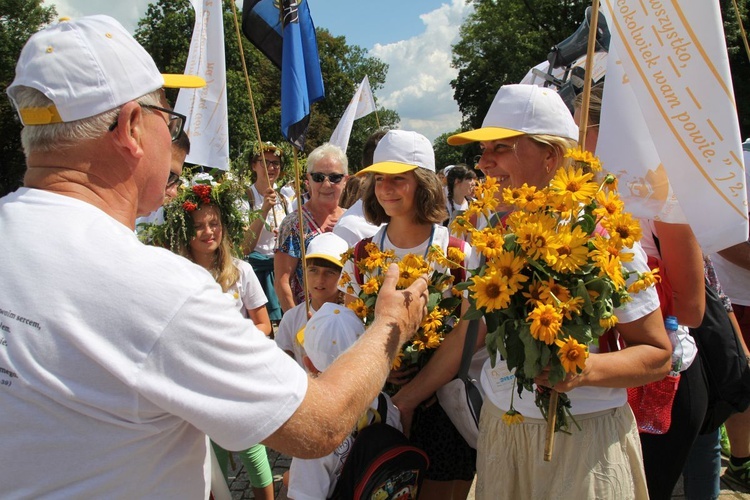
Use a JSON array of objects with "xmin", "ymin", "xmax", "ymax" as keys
[
  {"xmin": 274, "ymin": 302, "xmax": 315, "ymax": 368},
  {"xmin": 287, "ymin": 394, "xmax": 402, "ymax": 500}
]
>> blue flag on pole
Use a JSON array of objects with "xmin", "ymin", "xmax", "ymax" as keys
[{"xmin": 242, "ymin": 0, "xmax": 325, "ymax": 149}]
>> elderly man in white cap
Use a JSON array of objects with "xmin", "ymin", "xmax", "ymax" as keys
[{"xmin": 0, "ymin": 15, "xmax": 428, "ymax": 498}]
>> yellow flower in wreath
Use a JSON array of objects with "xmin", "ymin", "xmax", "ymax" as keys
[
  {"xmin": 528, "ymin": 304, "xmax": 563, "ymax": 345},
  {"xmin": 555, "ymin": 336, "xmax": 589, "ymax": 373}
]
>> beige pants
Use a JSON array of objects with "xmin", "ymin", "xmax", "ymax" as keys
[{"xmin": 475, "ymin": 401, "xmax": 649, "ymax": 500}]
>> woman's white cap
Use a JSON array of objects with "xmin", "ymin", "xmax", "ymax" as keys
[{"xmin": 448, "ymin": 84, "xmax": 578, "ymax": 145}]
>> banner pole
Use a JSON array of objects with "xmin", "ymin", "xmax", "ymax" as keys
[{"xmin": 229, "ymin": 0, "xmax": 278, "ymax": 227}]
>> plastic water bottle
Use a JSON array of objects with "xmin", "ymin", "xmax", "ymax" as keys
[{"xmin": 665, "ymin": 315, "xmax": 682, "ymax": 375}]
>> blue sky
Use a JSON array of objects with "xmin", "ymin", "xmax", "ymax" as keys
[{"xmin": 44, "ymin": 0, "xmax": 474, "ymax": 141}]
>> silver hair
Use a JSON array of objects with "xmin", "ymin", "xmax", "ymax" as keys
[
  {"xmin": 306, "ymin": 142, "xmax": 349, "ymax": 174},
  {"xmin": 12, "ymin": 86, "xmax": 163, "ymax": 156}
]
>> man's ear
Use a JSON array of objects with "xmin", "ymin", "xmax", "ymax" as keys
[
  {"xmin": 109, "ymin": 101, "xmax": 145, "ymax": 160},
  {"xmin": 302, "ymin": 355, "xmax": 320, "ymax": 375}
]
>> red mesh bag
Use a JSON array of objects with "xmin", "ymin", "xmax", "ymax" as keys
[{"xmin": 627, "ymin": 373, "xmax": 681, "ymax": 434}]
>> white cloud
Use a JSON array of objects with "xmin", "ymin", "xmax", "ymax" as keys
[{"xmin": 370, "ymin": 0, "xmax": 473, "ymax": 142}]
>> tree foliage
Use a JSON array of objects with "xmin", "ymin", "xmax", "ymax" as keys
[
  {"xmin": 451, "ymin": 0, "xmax": 588, "ymax": 130},
  {"xmin": 451, "ymin": 0, "xmax": 750, "ymax": 139},
  {"xmin": 433, "ymin": 130, "xmax": 469, "ymax": 171},
  {"xmin": 0, "ymin": 0, "xmax": 56, "ymax": 196},
  {"xmin": 135, "ymin": 0, "xmax": 398, "ymax": 176},
  {"xmin": 722, "ymin": 0, "xmax": 750, "ymax": 138}
]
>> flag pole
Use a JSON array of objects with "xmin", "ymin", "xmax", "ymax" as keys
[
  {"xmin": 292, "ymin": 148, "xmax": 311, "ymax": 318},
  {"xmin": 731, "ymin": 0, "xmax": 750, "ymax": 63},
  {"xmin": 229, "ymin": 0, "xmax": 279, "ymax": 228},
  {"xmin": 544, "ymin": 0, "xmax": 601, "ymax": 463}
]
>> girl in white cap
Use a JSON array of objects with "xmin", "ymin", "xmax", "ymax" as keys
[{"xmin": 340, "ymin": 129, "xmax": 476, "ymax": 499}]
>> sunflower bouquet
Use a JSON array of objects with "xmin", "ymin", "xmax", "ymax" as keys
[
  {"xmin": 452, "ymin": 148, "xmax": 658, "ymax": 432},
  {"xmin": 340, "ymin": 243, "xmax": 465, "ymax": 379}
]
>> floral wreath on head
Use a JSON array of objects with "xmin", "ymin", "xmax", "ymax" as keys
[
  {"xmin": 231, "ymin": 139, "xmax": 295, "ymax": 184},
  {"xmin": 139, "ymin": 169, "xmax": 247, "ymax": 256}
]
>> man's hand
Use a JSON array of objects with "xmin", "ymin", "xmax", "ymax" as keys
[{"xmin": 374, "ymin": 263, "xmax": 429, "ymax": 346}]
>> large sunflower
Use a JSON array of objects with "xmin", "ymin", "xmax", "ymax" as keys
[
  {"xmin": 527, "ymin": 304, "xmax": 563, "ymax": 344},
  {"xmin": 555, "ymin": 337, "xmax": 589, "ymax": 373},
  {"xmin": 469, "ymin": 271, "xmax": 512, "ymax": 312}
]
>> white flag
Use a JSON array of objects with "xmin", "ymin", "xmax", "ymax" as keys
[
  {"xmin": 174, "ymin": 0, "xmax": 230, "ymax": 170},
  {"xmin": 329, "ymin": 76, "xmax": 377, "ymax": 152},
  {"xmin": 598, "ymin": 0, "xmax": 747, "ymax": 253}
]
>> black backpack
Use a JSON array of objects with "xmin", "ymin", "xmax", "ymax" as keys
[
  {"xmin": 692, "ymin": 280, "xmax": 750, "ymax": 433},
  {"xmin": 329, "ymin": 394, "xmax": 429, "ymax": 500}
]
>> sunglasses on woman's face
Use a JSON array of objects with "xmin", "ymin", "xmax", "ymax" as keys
[{"xmin": 309, "ymin": 172, "xmax": 346, "ymax": 184}]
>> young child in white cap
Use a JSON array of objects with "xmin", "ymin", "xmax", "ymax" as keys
[
  {"xmin": 275, "ymin": 232, "xmax": 349, "ymax": 367},
  {"xmin": 287, "ymin": 302, "xmax": 402, "ymax": 500}
]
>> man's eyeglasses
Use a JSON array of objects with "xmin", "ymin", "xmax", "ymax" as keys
[
  {"xmin": 309, "ymin": 172, "xmax": 346, "ymax": 184},
  {"xmin": 108, "ymin": 104, "xmax": 186, "ymax": 142},
  {"xmin": 166, "ymin": 172, "xmax": 182, "ymax": 190}
]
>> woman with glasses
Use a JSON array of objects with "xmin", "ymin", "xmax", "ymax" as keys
[
  {"xmin": 274, "ymin": 143, "xmax": 348, "ymax": 312},
  {"xmin": 242, "ymin": 142, "xmax": 291, "ymax": 326}
]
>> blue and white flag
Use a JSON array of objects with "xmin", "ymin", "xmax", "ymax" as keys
[{"xmin": 243, "ymin": 0, "xmax": 325, "ymax": 149}]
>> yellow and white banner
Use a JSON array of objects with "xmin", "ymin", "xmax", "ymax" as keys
[
  {"xmin": 598, "ymin": 0, "xmax": 748, "ymax": 253},
  {"xmin": 329, "ymin": 75, "xmax": 376, "ymax": 153},
  {"xmin": 175, "ymin": 0, "xmax": 230, "ymax": 170}
]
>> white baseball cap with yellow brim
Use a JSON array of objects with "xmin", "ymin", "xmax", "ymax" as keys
[
  {"xmin": 305, "ymin": 232, "xmax": 349, "ymax": 268},
  {"xmin": 8, "ymin": 15, "xmax": 205, "ymax": 126},
  {"xmin": 447, "ymin": 84, "xmax": 578, "ymax": 146},
  {"xmin": 356, "ymin": 129, "xmax": 435, "ymax": 176}
]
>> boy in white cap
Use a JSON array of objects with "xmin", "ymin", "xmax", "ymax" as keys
[
  {"xmin": 276, "ymin": 232, "xmax": 350, "ymax": 367},
  {"xmin": 0, "ymin": 15, "xmax": 429, "ymax": 498},
  {"xmin": 287, "ymin": 302, "xmax": 402, "ymax": 500}
]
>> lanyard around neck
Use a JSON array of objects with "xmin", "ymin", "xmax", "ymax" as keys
[{"xmin": 379, "ymin": 223, "xmax": 436, "ymax": 259}]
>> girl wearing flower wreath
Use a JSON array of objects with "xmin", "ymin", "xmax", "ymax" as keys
[
  {"xmin": 392, "ymin": 85, "xmax": 672, "ymax": 500},
  {"xmin": 163, "ymin": 173, "xmax": 275, "ymax": 500},
  {"xmin": 339, "ymin": 130, "xmax": 477, "ymax": 500}
]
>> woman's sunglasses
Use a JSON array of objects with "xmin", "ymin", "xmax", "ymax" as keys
[{"xmin": 309, "ymin": 172, "xmax": 346, "ymax": 184}]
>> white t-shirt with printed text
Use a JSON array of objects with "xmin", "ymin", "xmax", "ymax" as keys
[{"xmin": 0, "ymin": 188, "xmax": 307, "ymax": 499}]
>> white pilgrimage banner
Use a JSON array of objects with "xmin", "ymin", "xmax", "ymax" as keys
[
  {"xmin": 329, "ymin": 75, "xmax": 377, "ymax": 152},
  {"xmin": 174, "ymin": 0, "xmax": 230, "ymax": 170},
  {"xmin": 598, "ymin": 0, "xmax": 748, "ymax": 253}
]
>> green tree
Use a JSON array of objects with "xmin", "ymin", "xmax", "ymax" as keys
[
  {"xmin": 722, "ymin": 0, "xmax": 750, "ymax": 138},
  {"xmin": 135, "ymin": 0, "xmax": 398, "ymax": 174},
  {"xmin": 451, "ymin": 0, "xmax": 750, "ymax": 139},
  {"xmin": 451, "ymin": 0, "xmax": 588, "ymax": 130},
  {"xmin": 433, "ymin": 130, "xmax": 469, "ymax": 170},
  {"xmin": 0, "ymin": 0, "xmax": 56, "ymax": 196}
]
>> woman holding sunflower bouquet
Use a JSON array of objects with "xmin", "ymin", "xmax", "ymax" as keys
[
  {"xmin": 160, "ymin": 172, "xmax": 275, "ymax": 500},
  {"xmin": 338, "ymin": 130, "xmax": 478, "ymax": 500},
  {"xmin": 391, "ymin": 84, "xmax": 672, "ymax": 500}
]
